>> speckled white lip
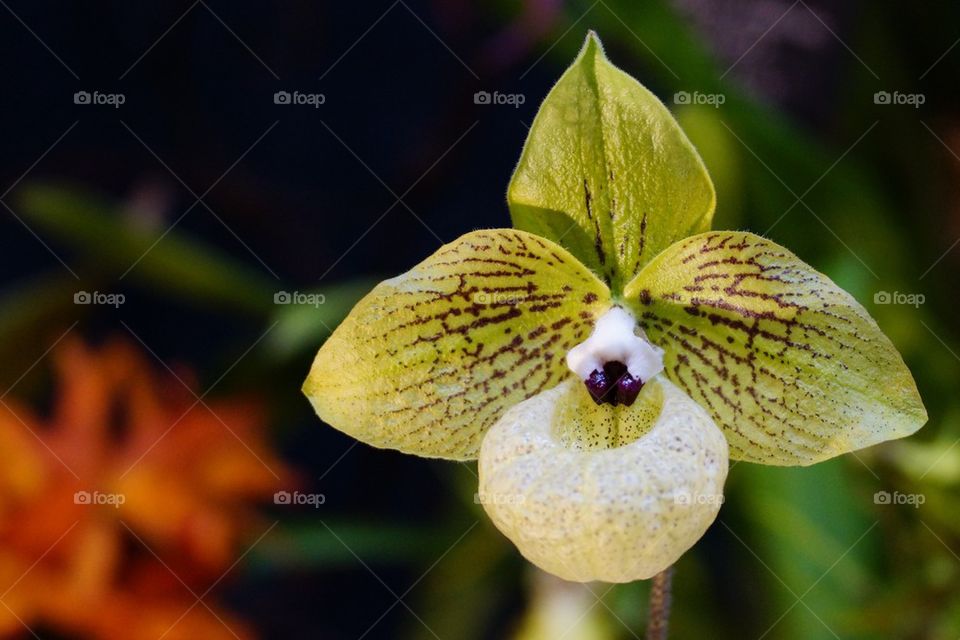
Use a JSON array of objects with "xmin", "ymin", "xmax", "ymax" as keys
[
  {"xmin": 565, "ymin": 306, "xmax": 664, "ymax": 382},
  {"xmin": 477, "ymin": 377, "xmax": 729, "ymax": 583}
]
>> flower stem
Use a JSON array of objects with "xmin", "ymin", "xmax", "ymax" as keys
[{"xmin": 645, "ymin": 566, "xmax": 674, "ymax": 640}]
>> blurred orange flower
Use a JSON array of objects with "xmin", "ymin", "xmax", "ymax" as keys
[{"xmin": 0, "ymin": 338, "xmax": 291, "ymax": 639}]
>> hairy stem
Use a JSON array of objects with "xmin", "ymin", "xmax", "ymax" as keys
[{"xmin": 645, "ymin": 566, "xmax": 674, "ymax": 640}]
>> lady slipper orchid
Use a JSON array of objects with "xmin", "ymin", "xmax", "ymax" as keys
[{"xmin": 304, "ymin": 32, "xmax": 926, "ymax": 583}]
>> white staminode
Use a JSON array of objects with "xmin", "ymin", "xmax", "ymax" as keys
[{"xmin": 566, "ymin": 306, "xmax": 664, "ymax": 382}]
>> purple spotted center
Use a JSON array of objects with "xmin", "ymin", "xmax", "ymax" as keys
[{"xmin": 584, "ymin": 361, "xmax": 644, "ymax": 407}]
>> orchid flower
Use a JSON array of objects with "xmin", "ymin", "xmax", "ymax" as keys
[{"xmin": 303, "ymin": 33, "xmax": 926, "ymax": 584}]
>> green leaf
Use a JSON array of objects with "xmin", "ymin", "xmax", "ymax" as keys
[
  {"xmin": 264, "ymin": 279, "xmax": 379, "ymax": 363},
  {"xmin": 623, "ymin": 231, "xmax": 927, "ymax": 465},
  {"xmin": 740, "ymin": 460, "xmax": 876, "ymax": 640},
  {"xmin": 508, "ymin": 32, "xmax": 715, "ymax": 292},
  {"xmin": 16, "ymin": 184, "xmax": 276, "ymax": 314},
  {"xmin": 303, "ymin": 229, "xmax": 610, "ymax": 460}
]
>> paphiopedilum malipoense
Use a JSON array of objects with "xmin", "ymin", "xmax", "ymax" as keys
[{"xmin": 304, "ymin": 33, "xmax": 926, "ymax": 584}]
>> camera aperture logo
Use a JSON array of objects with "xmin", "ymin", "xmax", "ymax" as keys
[
  {"xmin": 674, "ymin": 490, "xmax": 724, "ymax": 506},
  {"xmin": 474, "ymin": 90, "xmax": 525, "ymax": 108},
  {"xmin": 273, "ymin": 490, "xmax": 325, "ymax": 508},
  {"xmin": 874, "ymin": 490, "xmax": 924, "ymax": 508},
  {"xmin": 74, "ymin": 490, "xmax": 126, "ymax": 508},
  {"xmin": 74, "ymin": 90, "xmax": 125, "ymax": 108},
  {"xmin": 874, "ymin": 290, "xmax": 924, "ymax": 308},
  {"xmin": 274, "ymin": 90, "xmax": 325, "ymax": 108},
  {"xmin": 274, "ymin": 290, "xmax": 326, "ymax": 308},
  {"xmin": 873, "ymin": 91, "xmax": 924, "ymax": 108},
  {"xmin": 74, "ymin": 291, "xmax": 125, "ymax": 308},
  {"xmin": 474, "ymin": 491, "xmax": 525, "ymax": 505},
  {"xmin": 674, "ymin": 91, "xmax": 725, "ymax": 108},
  {"xmin": 472, "ymin": 291, "xmax": 526, "ymax": 306}
]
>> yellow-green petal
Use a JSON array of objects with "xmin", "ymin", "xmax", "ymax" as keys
[
  {"xmin": 508, "ymin": 32, "xmax": 715, "ymax": 292},
  {"xmin": 478, "ymin": 377, "xmax": 728, "ymax": 583},
  {"xmin": 303, "ymin": 229, "xmax": 610, "ymax": 460},
  {"xmin": 622, "ymin": 231, "xmax": 927, "ymax": 466}
]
